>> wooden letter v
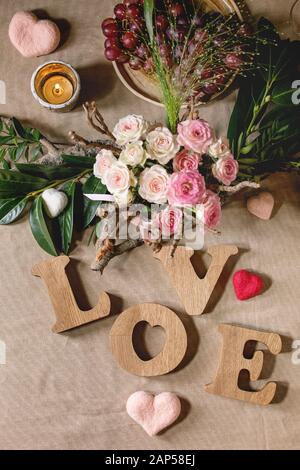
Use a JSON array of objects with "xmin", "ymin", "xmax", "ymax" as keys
[{"xmin": 154, "ymin": 245, "xmax": 238, "ymax": 316}]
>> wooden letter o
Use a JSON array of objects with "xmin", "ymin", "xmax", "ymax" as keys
[{"xmin": 109, "ymin": 304, "xmax": 188, "ymax": 377}]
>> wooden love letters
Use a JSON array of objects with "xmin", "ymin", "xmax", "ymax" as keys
[
  {"xmin": 206, "ymin": 324, "xmax": 282, "ymax": 405},
  {"xmin": 32, "ymin": 256, "xmax": 110, "ymax": 333},
  {"xmin": 154, "ymin": 244, "xmax": 238, "ymax": 316},
  {"xmin": 109, "ymin": 303, "xmax": 187, "ymax": 377},
  {"xmin": 32, "ymin": 250, "xmax": 283, "ymax": 406}
]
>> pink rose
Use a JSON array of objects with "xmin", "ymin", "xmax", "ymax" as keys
[
  {"xmin": 212, "ymin": 155, "xmax": 239, "ymax": 186},
  {"xmin": 177, "ymin": 119, "xmax": 214, "ymax": 155},
  {"xmin": 202, "ymin": 190, "xmax": 222, "ymax": 229},
  {"xmin": 173, "ymin": 149, "xmax": 200, "ymax": 172},
  {"xmin": 93, "ymin": 149, "xmax": 117, "ymax": 180},
  {"xmin": 167, "ymin": 170, "xmax": 206, "ymax": 206},
  {"xmin": 138, "ymin": 164, "xmax": 169, "ymax": 204},
  {"xmin": 158, "ymin": 206, "xmax": 183, "ymax": 238},
  {"xmin": 103, "ymin": 162, "xmax": 130, "ymax": 195}
]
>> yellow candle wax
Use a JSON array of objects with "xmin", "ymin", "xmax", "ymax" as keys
[{"xmin": 42, "ymin": 74, "xmax": 74, "ymax": 105}]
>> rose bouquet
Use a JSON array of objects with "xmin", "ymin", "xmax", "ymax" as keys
[{"xmin": 89, "ymin": 113, "xmax": 239, "ymax": 268}]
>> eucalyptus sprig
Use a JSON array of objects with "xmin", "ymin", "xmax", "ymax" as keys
[{"xmin": 0, "ymin": 117, "xmax": 44, "ymax": 168}]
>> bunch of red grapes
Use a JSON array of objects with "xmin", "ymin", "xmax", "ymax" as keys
[{"xmin": 101, "ymin": 0, "xmax": 254, "ymax": 101}]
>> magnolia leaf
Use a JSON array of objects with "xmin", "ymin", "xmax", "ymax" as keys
[
  {"xmin": 30, "ymin": 196, "xmax": 57, "ymax": 256},
  {"xmin": 62, "ymin": 154, "xmax": 95, "ymax": 168},
  {"xmin": 83, "ymin": 175, "xmax": 107, "ymax": 194},
  {"xmin": 16, "ymin": 163, "xmax": 84, "ymax": 180},
  {"xmin": 0, "ymin": 170, "xmax": 47, "ymax": 196},
  {"xmin": 83, "ymin": 198, "xmax": 100, "ymax": 229},
  {"xmin": 0, "ymin": 197, "xmax": 28, "ymax": 225},
  {"xmin": 58, "ymin": 181, "xmax": 76, "ymax": 255}
]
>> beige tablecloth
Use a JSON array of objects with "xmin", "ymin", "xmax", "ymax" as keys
[{"xmin": 0, "ymin": 0, "xmax": 300, "ymax": 450}]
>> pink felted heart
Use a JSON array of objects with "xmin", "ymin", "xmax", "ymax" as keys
[
  {"xmin": 126, "ymin": 391, "xmax": 181, "ymax": 436},
  {"xmin": 247, "ymin": 192, "xmax": 274, "ymax": 220},
  {"xmin": 233, "ymin": 270, "xmax": 264, "ymax": 301},
  {"xmin": 9, "ymin": 11, "xmax": 61, "ymax": 58}
]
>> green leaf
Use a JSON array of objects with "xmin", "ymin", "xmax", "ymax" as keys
[
  {"xmin": 58, "ymin": 181, "xmax": 76, "ymax": 255},
  {"xmin": 8, "ymin": 147, "xmax": 18, "ymax": 161},
  {"xmin": 0, "ymin": 170, "xmax": 47, "ymax": 196},
  {"xmin": 0, "ymin": 197, "xmax": 28, "ymax": 225},
  {"xmin": 0, "ymin": 136, "xmax": 13, "ymax": 145},
  {"xmin": 272, "ymin": 80, "xmax": 300, "ymax": 106},
  {"xmin": 30, "ymin": 144, "xmax": 42, "ymax": 162},
  {"xmin": 29, "ymin": 196, "xmax": 57, "ymax": 256},
  {"xmin": 2, "ymin": 160, "xmax": 10, "ymax": 170},
  {"xmin": 62, "ymin": 154, "xmax": 95, "ymax": 168},
  {"xmin": 32, "ymin": 129, "xmax": 41, "ymax": 141},
  {"xmin": 83, "ymin": 175, "xmax": 107, "ymax": 194},
  {"xmin": 144, "ymin": 0, "xmax": 154, "ymax": 42},
  {"xmin": 83, "ymin": 197, "xmax": 100, "ymax": 229},
  {"xmin": 0, "ymin": 148, "xmax": 6, "ymax": 161},
  {"xmin": 16, "ymin": 163, "xmax": 84, "ymax": 180},
  {"xmin": 12, "ymin": 117, "xmax": 28, "ymax": 140},
  {"xmin": 15, "ymin": 142, "xmax": 27, "ymax": 161}
]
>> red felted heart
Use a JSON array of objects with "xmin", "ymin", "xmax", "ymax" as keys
[{"xmin": 233, "ymin": 270, "xmax": 264, "ymax": 301}]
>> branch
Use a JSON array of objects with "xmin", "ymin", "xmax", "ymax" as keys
[
  {"xmin": 83, "ymin": 101, "xmax": 116, "ymax": 141},
  {"xmin": 40, "ymin": 136, "xmax": 59, "ymax": 157},
  {"xmin": 91, "ymin": 239, "xmax": 144, "ymax": 273},
  {"xmin": 219, "ymin": 181, "xmax": 260, "ymax": 193},
  {"xmin": 68, "ymin": 131, "xmax": 121, "ymax": 155}
]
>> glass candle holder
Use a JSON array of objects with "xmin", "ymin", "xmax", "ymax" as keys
[{"xmin": 31, "ymin": 61, "xmax": 81, "ymax": 112}]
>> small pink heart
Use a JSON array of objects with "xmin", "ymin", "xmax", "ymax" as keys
[
  {"xmin": 126, "ymin": 391, "xmax": 181, "ymax": 436},
  {"xmin": 9, "ymin": 11, "xmax": 61, "ymax": 58},
  {"xmin": 247, "ymin": 192, "xmax": 275, "ymax": 220}
]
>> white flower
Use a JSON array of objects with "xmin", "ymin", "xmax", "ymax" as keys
[
  {"xmin": 93, "ymin": 149, "xmax": 117, "ymax": 180},
  {"xmin": 208, "ymin": 138, "xmax": 231, "ymax": 159},
  {"xmin": 113, "ymin": 115, "xmax": 148, "ymax": 146},
  {"xmin": 146, "ymin": 127, "xmax": 180, "ymax": 164},
  {"xmin": 103, "ymin": 162, "xmax": 130, "ymax": 195},
  {"xmin": 119, "ymin": 141, "xmax": 147, "ymax": 167},
  {"xmin": 114, "ymin": 189, "xmax": 134, "ymax": 207},
  {"xmin": 138, "ymin": 164, "xmax": 169, "ymax": 204}
]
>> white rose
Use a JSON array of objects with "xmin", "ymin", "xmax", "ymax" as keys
[
  {"xmin": 146, "ymin": 127, "xmax": 180, "ymax": 164},
  {"xmin": 114, "ymin": 189, "xmax": 134, "ymax": 207},
  {"xmin": 113, "ymin": 115, "xmax": 148, "ymax": 146},
  {"xmin": 138, "ymin": 164, "xmax": 169, "ymax": 204},
  {"xmin": 103, "ymin": 162, "xmax": 130, "ymax": 195},
  {"xmin": 208, "ymin": 138, "xmax": 231, "ymax": 159},
  {"xmin": 93, "ymin": 149, "xmax": 117, "ymax": 180},
  {"xmin": 119, "ymin": 141, "xmax": 147, "ymax": 167}
]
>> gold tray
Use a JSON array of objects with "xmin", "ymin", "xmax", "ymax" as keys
[{"xmin": 113, "ymin": 0, "xmax": 244, "ymax": 107}]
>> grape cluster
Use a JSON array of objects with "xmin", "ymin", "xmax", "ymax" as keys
[{"xmin": 101, "ymin": 0, "xmax": 254, "ymax": 102}]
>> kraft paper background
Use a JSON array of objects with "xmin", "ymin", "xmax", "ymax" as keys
[{"xmin": 0, "ymin": 0, "xmax": 300, "ymax": 450}]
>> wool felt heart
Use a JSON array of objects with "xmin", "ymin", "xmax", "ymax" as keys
[
  {"xmin": 126, "ymin": 391, "xmax": 181, "ymax": 436},
  {"xmin": 9, "ymin": 11, "xmax": 61, "ymax": 58},
  {"xmin": 42, "ymin": 189, "xmax": 68, "ymax": 219},
  {"xmin": 247, "ymin": 192, "xmax": 274, "ymax": 220},
  {"xmin": 233, "ymin": 270, "xmax": 264, "ymax": 301}
]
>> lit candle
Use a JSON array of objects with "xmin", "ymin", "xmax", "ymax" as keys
[{"xmin": 31, "ymin": 61, "xmax": 81, "ymax": 112}]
